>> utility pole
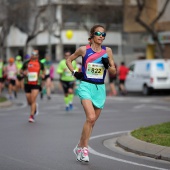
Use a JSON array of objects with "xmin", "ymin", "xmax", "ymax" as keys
[{"xmin": 47, "ymin": 0, "xmax": 52, "ymax": 57}]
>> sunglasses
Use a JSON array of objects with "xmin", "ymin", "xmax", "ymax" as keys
[
  {"xmin": 94, "ymin": 32, "xmax": 106, "ymax": 37},
  {"xmin": 31, "ymin": 52, "xmax": 38, "ymax": 56}
]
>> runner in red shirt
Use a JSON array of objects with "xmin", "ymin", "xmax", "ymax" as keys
[
  {"xmin": 108, "ymin": 63, "xmax": 117, "ymax": 96},
  {"xmin": 21, "ymin": 50, "xmax": 45, "ymax": 123},
  {"xmin": 118, "ymin": 61, "xmax": 129, "ymax": 95}
]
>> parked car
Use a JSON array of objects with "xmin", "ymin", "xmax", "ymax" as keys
[{"xmin": 125, "ymin": 59, "xmax": 170, "ymax": 95}]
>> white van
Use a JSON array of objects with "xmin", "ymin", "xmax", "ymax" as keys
[{"xmin": 125, "ymin": 59, "xmax": 170, "ymax": 95}]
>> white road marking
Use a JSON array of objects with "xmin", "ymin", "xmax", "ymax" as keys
[
  {"xmin": 89, "ymin": 131, "xmax": 169, "ymax": 170},
  {"xmin": 107, "ymin": 97, "xmax": 154, "ymax": 103},
  {"xmin": 133, "ymin": 104, "xmax": 170, "ymax": 112},
  {"xmin": 0, "ymin": 101, "xmax": 27, "ymax": 112},
  {"xmin": 133, "ymin": 104, "xmax": 146, "ymax": 109},
  {"xmin": 151, "ymin": 105, "xmax": 170, "ymax": 112}
]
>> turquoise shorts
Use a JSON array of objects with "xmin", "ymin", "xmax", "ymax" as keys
[{"xmin": 78, "ymin": 81, "xmax": 106, "ymax": 109}]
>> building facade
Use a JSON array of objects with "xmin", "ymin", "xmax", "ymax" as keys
[
  {"xmin": 123, "ymin": 0, "xmax": 170, "ymax": 60},
  {"xmin": 4, "ymin": 0, "xmax": 125, "ymax": 65},
  {"xmin": 4, "ymin": 0, "xmax": 169, "ymax": 65}
]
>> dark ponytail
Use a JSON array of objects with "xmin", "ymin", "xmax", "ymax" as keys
[{"xmin": 88, "ymin": 24, "xmax": 105, "ymax": 43}]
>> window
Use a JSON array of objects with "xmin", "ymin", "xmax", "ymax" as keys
[
  {"xmin": 129, "ymin": 64, "xmax": 135, "ymax": 72},
  {"xmin": 63, "ymin": 5, "xmax": 122, "ymax": 30},
  {"xmin": 109, "ymin": 46, "xmax": 118, "ymax": 54}
]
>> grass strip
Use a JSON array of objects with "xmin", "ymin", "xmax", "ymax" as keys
[
  {"xmin": 131, "ymin": 122, "xmax": 170, "ymax": 147},
  {"xmin": 0, "ymin": 96, "xmax": 7, "ymax": 103}
]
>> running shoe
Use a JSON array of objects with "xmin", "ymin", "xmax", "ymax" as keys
[
  {"xmin": 80, "ymin": 147, "xmax": 89, "ymax": 162},
  {"xmin": 14, "ymin": 91, "xmax": 17, "ymax": 98},
  {"xmin": 65, "ymin": 106, "xmax": 69, "ymax": 111},
  {"xmin": 40, "ymin": 92, "xmax": 43, "ymax": 99},
  {"xmin": 28, "ymin": 115, "xmax": 35, "ymax": 123},
  {"xmin": 9, "ymin": 96, "xmax": 13, "ymax": 100},
  {"xmin": 69, "ymin": 103, "xmax": 73, "ymax": 110},
  {"xmin": 34, "ymin": 103, "xmax": 39, "ymax": 116},
  {"xmin": 47, "ymin": 96, "xmax": 51, "ymax": 100},
  {"xmin": 73, "ymin": 145, "xmax": 82, "ymax": 162}
]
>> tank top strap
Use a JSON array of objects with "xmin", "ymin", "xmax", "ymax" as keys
[
  {"xmin": 86, "ymin": 44, "xmax": 91, "ymax": 49},
  {"xmin": 101, "ymin": 45, "xmax": 106, "ymax": 50}
]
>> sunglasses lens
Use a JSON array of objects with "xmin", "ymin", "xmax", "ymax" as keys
[
  {"xmin": 94, "ymin": 32, "xmax": 106, "ymax": 37},
  {"xmin": 32, "ymin": 52, "xmax": 37, "ymax": 56},
  {"xmin": 102, "ymin": 32, "xmax": 106, "ymax": 37},
  {"xmin": 94, "ymin": 32, "xmax": 101, "ymax": 36}
]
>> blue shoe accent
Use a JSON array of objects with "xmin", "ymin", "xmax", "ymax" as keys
[
  {"xmin": 66, "ymin": 106, "xmax": 69, "ymax": 111},
  {"xmin": 9, "ymin": 96, "xmax": 13, "ymax": 100},
  {"xmin": 69, "ymin": 104, "xmax": 73, "ymax": 110}
]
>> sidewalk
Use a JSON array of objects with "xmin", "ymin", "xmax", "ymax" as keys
[
  {"xmin": 116, "ymin": 132, "xmax": 170, "ymax": 162},
  {"xmin": 164, "ymin": 96, "xmax": 170, "ymax": 102},
  {"xmin": 0, "ymin": 100, "xmax": 13, "ymax": 108}
]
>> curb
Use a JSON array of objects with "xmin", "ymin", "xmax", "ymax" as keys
[
  {"xmin": 0, "ymin": 100, "xmax": 13, "ymax": 108},
  {"xmin": 164, "ymin": 97, "xmax": 170, "ymax": 102},
  {"xmin": 116, "ymin": 132, "xmax": 170, "ymax": 162}
]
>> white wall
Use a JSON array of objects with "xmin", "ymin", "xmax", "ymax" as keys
[
  {"xmin": 5, "ymin": 27, "xmax": 139, "ymax": 67},
  {"xmin": 6, "ymin": 26, "xmax": 27, "ymax": 47},
  {"xmin": 158, "ymin": 0, "xmax": 170, "ymax": 22},
  {"xmin": 6, "ymin": 26, "xmax": 122, "ymax": 47},
  {"xmin": 62, "ymin": 30, "xmax": 121, "ymax": 46},
  {"xmin": 37, "ymin": 0, "xmax": 122, "ymax": 6}
]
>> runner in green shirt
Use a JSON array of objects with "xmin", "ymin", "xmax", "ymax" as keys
[
  {"xmin": 42, "ymin": 55, "xmax": 53, "ymax": 100},
  {"xmin": 57, "ymin": 51, "xmax": 77, "ymax": 111},
  {"xmin": 39, "ymin": 58, "xmax": 46, "ymax": 99},
  {"xmin": 15, "ymin": 55, "xmax": 24, "ymax": 91},
  {"xmin": 0, "ymin": 58, "xmax": 4, "ymax": 95}
]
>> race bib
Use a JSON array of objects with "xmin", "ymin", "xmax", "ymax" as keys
[
  {"xmin": 45, "ymin": 69, "xmax": 50, "ymax": 75},
  {"xmin": 86, "ymin": 63, "xmax": 104, "ymax": 79},
  {"xmin": 64, "ymin": 68, "xmax": 72, "ymax": 77},
  {"xmin": 8, "ymin": 71, "xmax": 15, "ymax": 77},
  {"xmin": 28, "ymin": 72, "xmax": 38, "ymax": 81}
]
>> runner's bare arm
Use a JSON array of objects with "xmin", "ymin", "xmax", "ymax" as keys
[
  {"xmin": 106, "ymin": 47, "xmax": 116, "ymax": 75},
  {"xmin": 40, "ymin": 65, "xmax": 45, "ymax": 79},
  {"xmin": 20, "ymin": 63, "xmax": 27, "ymax": 76},
  {"xmin": 41, "ymin": 70, "xmax": 45, "ymax": 79},
  {"xmin": 66, "ymin": 46, "xmax": 86, "ymax": 73}
]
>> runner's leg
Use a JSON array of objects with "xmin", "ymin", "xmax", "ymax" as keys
[
  {"xmin": 25, "ymin": 93, "xmax": 31, "ymax": 105},
  {"xmin": 8, "ymin": 82, "xmax": 13, "ymax": 98},
  {"xmin": 79, "ymin": 99, "xmax": 96, "ymax": 148},
  {"xmin": 30, "ymin": 89, "xmax": 39, "ymax": 116},
  {"xmin": 68, "ymin": 87, "xmax": 74, "ymax": 109},
  {"xmin": 45, "ymin": 77, "xmax": 51, "ymax": 99},
  {"xmin": 0, "ymin": 82, "xmax": 3, "ymax": 95}
]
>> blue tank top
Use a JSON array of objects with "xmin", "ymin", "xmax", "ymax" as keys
[{"xmin": 82, "ymin": 44, "xmax": 108, "ymax": 84}]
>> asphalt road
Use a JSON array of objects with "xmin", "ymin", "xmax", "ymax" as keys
[{"xmin": 0, "ymin": 92, "xmax": 170, "ymax": 170}]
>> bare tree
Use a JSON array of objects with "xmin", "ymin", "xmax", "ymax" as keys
[
  {"xmin": 0, "ymin": 0, "xmax": 33, "ymax": 57},
  {"xmin": 0, "ymin": 0, "xmax": 54, "ymax": 57},
  {"xmin": 0, "ymin": 0, "xmax": 11, "ymax": 59},
  {"xmin": 63, "ymin": 0, "xmax": 122, "ymax": 32},
  {"xmin": 24, "ymin": 2, "xmax": 48, "ymax": 54},
  {"xmin": 135, "ymin": 0, "xmax": 170, "ymax": 58},
  {"xmin": 0, "ymin": 0, "xmax": 122, "ymax": 59},
  {"xmin": 13, "ymin": 0, "xmax": 49, "ymax": 55}
]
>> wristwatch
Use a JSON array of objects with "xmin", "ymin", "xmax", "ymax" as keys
[{"xmin": 72, "ymin": 70, "xmax": 76, "ymax": 76}]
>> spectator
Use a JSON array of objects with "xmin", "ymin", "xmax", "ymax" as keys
[
  {"xmin": 6, "ymin": 57, "xmax": 17, "ymax": 99},
  {"xmin": 0, "ymin": 58, "xmax": 5, "ymax": 96},
  {"xmin": 118, "ymin": 61, "xmax": 129, "ymax": 95},
  {"xmin": 108, "ymin": 63, "xmax": 117, "ymax": 96}
]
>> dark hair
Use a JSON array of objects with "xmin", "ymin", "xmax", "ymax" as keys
[
  {"xmin": 64, "ymin": 50, "xmax": 71, "ymax": 54},
  {"xmin": 90, "ymin": 25, "xmax": 105, "ymax": 34},
  {"xmin": 121, "ymin": 61, "xmax": 125, "ymax": 65},
  {"xmin": 88, "ymin": 24, "xmax": 105, "ymax": 40}
]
